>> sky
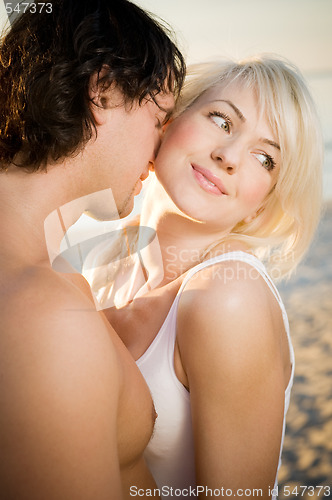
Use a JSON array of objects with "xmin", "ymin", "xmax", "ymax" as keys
[{"xmin": 135, "ymin": 0, "xmax": 332, "ymax": 73}]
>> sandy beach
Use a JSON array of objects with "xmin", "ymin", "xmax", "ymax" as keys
[{"xmin": 277, "ymin": 202, "xmax": 332, "ymax": 498}]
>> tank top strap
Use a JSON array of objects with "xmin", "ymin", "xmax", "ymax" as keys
[
  {"xmin": 145, "ymin": 251, "xmax": 294, "ymax": 374},
  {"xmin": 176, "ymin": 250, "xmax": 273, "ymax": 298},
  {"xmin": 171, "ymin": 250, "xmax": 295, "ymax": 370}
]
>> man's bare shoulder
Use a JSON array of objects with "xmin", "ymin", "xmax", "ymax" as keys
[
  {"xmin": 0, "ymin": 266, "xmax": 125, "ymax": 499},
  {"xmin": 2, "ymin": 265, "xmax": 94, "ymax": 323},
  {"xmin": 0, "ymin": 263, "xmax": 122, "ymax": 428},
  {"xmin": 0, "ymin": 265, "xmax": 120, "ymax": 377}
]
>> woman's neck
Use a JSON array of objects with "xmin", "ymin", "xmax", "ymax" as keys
[{"xmin": 139, "ymin": 175, "xmax": 232, "ymax": 286}]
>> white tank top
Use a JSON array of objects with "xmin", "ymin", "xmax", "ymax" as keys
[{"xmin": 136, "ymin": 252, "xmax": 295, "ymax": 499}]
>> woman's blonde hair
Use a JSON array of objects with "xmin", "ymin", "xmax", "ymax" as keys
[{"xmin": 175, "ymin": 54, "xmax": 323, "ymax": 279}]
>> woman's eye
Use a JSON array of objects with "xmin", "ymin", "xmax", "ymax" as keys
[
  {"xmin": 209, "ymin": 113, "xmax": 231, "ymax": 133},
  {"xmin": 254, "ymin": 153, "xmax": 275, "ymax": 171}
]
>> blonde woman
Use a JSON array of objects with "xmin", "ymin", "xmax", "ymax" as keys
[{"xmin": 84, "ymin": 55, "xmax": 323, "ymax": 499}]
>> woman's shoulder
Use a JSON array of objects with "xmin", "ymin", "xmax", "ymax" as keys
[
  {"xmin": 179, "ymin": 253, "xmax": 268, "ymax": 313},
  {"xmin": 176, "ymin": 254, "xmax": 281, "ymax": 365},
  {"xmin": 175, "ymin": 254, "xmax": 286, "ymax": 398}
]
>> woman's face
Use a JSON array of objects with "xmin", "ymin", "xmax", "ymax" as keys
[{"xmin": 154, "ymin": 81, "xmax": 280, "ymax": 232}]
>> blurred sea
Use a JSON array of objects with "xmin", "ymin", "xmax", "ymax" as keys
[{"xmin": 309, "ymin": 73, "xmax": 332, "ymax": 202}]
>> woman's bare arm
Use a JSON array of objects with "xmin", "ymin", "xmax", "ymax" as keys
[{"xmin": 176, "ymin": 261, "xmax": 286, "ymax": 499}]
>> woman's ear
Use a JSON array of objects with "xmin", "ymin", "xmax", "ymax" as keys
[
  {"xmin": 243, "ymin": 206, "xmax": 264, "ymax": 224},
  {"xmin": 243, "ymin": 214, "xmax": 255, "ymax": 224}
]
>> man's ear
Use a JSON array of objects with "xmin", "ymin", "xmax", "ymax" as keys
[{"xmin": 88, "ymin": 66, "xmax": 113, "ymax": 125}]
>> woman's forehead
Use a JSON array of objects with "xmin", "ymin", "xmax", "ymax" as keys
[{"xmin": 196, "ymin": 79, "xmax": 256, "ymax": 106}]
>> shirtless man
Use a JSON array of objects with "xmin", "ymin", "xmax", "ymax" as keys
[{"xmin": 0, "ymin": 1, "xmax": 185, "ymax": 498}]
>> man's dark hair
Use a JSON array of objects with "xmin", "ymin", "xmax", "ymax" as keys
[{"xmin": 0, "ymin": 0, "xmax": 186, "ymax": 172}]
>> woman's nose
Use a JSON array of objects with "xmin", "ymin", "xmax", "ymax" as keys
[{"xmin": 211, "ymin": 145, "xmax": 239, "ymax": 174}]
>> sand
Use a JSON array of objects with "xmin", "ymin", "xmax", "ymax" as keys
[{"xmin": 277, "ymin": 202, "xmax": 332, "ymax": 498}]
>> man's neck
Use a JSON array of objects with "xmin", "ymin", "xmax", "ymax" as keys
[{"xmin": 0, "ymin": 161, "xmax": 86, "ymax": 268}]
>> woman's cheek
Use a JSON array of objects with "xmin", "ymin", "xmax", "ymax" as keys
[
  {"xmin": 242, "ymin": 180, "xmax": 272, "ymax": 208},
  {"xmin": 163, "ymin": 121, "xmax": 201, "ymax": 150}
]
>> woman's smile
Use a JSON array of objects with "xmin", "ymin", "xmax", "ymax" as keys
[{"xmin": 191, "ymin": 164, "xmax": 229, "ymax": 196}]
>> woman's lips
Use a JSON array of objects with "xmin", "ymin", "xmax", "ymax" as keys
[{"xmin": 191, "ymin": 164, "xmax": 228, "ymax": 196}]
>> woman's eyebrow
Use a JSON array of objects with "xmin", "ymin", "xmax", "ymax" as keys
[
  {"xmin": 209, "ymin": 99, "xmax": 245, "ymax": 122},
  {"xmin": 261, "ymin": 138, "xmax": 280, "ymax": 151},
  {"xmin": 208, "ymin": 99, "xmax": 280, "ymax": 150}
]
